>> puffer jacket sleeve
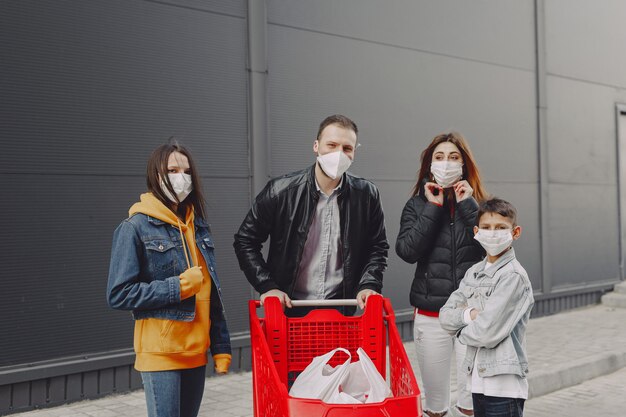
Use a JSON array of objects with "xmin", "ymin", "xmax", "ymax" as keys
[
  {"xmin": 456, "ymin": 197, "xmax": 479, "ymax": 226},
  {"xmin": 356, "ymin": 185, "xmax": 389, "ymax": 293},
  {"xmin": 233, "ymin": 181, "xmax": 279, "ymax": 294},
  {"xmin": 395, "ymin": 196, "xmax": 444, "ymax": 264}
]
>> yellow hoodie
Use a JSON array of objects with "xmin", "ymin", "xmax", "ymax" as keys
[{"xmin": 129, "ymin": 193, "xmax": 231, "ymax": 373}]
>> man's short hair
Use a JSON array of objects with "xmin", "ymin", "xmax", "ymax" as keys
[
  {"xmin": 316, "ymin": 114, "xmax": 358, "ymax": 141},
  {"xmin": 477, "ymin": 198, "xmax": 518, "ymax": 226}
]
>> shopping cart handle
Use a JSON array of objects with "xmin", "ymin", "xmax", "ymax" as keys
[{"xmin": 289, "ymin": 299, "xmax": 358, "ymax": 307}]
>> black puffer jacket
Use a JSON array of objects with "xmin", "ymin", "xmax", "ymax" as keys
[
  {"xmin": 234, "ymin": 165, "xmax": 389, "ymax": 299},
  {"xmin": 395, "ymin": 185, "xmax": 484, "ymax": 312}
]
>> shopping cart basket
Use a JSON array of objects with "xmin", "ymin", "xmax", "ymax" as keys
[{"xmin": 248, "ymin": 294, "xmax": 422, "ymax": 417}]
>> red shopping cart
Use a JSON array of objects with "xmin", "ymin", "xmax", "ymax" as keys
[{"xmin": 248, "ymin": 295, "xmax": 422, "ymax": 417}]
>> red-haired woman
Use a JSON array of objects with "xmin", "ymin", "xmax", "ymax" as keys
[{"xmin": 396, "ymin": 132, "xmax": 487, "ymax": 417}]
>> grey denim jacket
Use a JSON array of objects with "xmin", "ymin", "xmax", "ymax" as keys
[{"xmin": 439, "ymin": 248, "xmax": 534, "ymax": 378}]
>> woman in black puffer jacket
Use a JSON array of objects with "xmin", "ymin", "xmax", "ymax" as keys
[{"xmin": 396, "ymin": 132, "xmax": 487, "ymax": 417}]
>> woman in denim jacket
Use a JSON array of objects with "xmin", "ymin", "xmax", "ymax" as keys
[{"xmin": 107, "ymin": 141, "xmax": 231, "ymax": 417}]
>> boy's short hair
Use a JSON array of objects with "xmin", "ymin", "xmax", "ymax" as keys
[{"xmin": 477, "ymin": 198, "xmax": 518, "ymax": 226}]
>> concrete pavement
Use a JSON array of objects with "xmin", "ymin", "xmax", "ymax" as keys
[
  {"xmin": 524, "ymin": 365, "xmax": 626, "ymax": 416},
  {"xmin": 10, "ymin": 304, "xmax": 626, "ymax": 417}
]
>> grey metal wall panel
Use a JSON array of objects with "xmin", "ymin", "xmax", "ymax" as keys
[
  {"xmin": 130, "ymin": 369, "xmax": 143, "ymax": 389},
  {"xmin": 83, "ymin": 371, "xmax": 99, "ymax": 398},
  {"xmin": 152, "ymin": 0, "xmax": 246, "ymax": 17},
  {"xmin": 533, "ymin": 291, "xmax": 603, "ymax": 317},
  {"xmin": 66, "ymin": 374, "xmax": 82, "ymax": 403},
  {"xmin": 267, "ymin": 24, "xmax": 538, "ymax": 184},
  {"xmin": 1, "ymin": 0, "xmax": 250, "ymax": 367},
  {"xmin": 0, "ymin": 386, "xmax": 9, "ymax": 413},
  {"xmin": 267, "ymin": 0, "xmax": 535, "ymax": 70},
  {"xmin": 268, "ymin": 19, "xmax": 538, "ymax": 310},
  {"xmin": 378, "ymin": 180, "xmax": 419, "ymax": 311},
  {"xmin": 12, "ymin": 383, "xmax": 29, "ymax": 410},
  {"xmin": 483, "ymin": 182, "xmax": 542, "ymax": 291},
  {"xmin": 546, "ymin": 76, "xmax": 626, "ymax": 184},
  {"xmin": 2, "ymin": 174, "xmax": 144, "ymax": 366},
  {"xmin": 48, "ymin": 376, "xmax": 66, "ymax": 404},
  {"xmin": 0, "ymin": 0, "xmax": 248, "ymax": 177},
  {"xmin": 544, "ymin": 74, "xmax": 624, "ymax": 291},
  {"xmin": 2, "ymin": 176, "xmax": 251, "ymax": 367},
  {"xmin": 99, "ymin": 369, "xmax": 115, "ymax": 396},
  {"xmin": 31, "ymin": 379, "xmax": 47, "ymax": 408},
  {"xmin": 204, "ymin": 178, "xmax": 256, "ymax": 333},
  {"xmin": 114, "ymin": 366, "xmax": 130, "ymax": 392},
  {"xmin": 548, "ymin": 184, "xmax": 620, "ymax": 288},
  {"xmin": 545, "ymin": 0, "xmax": 626, "ymax": 88}
]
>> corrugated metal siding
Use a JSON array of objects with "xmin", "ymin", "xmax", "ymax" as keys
[
  {"xmin": 0, "ymin": 0, "xmax": 249, "ymax": 368},
  {"xmin": 0, "ymin": 342, "xmax": 254, "ymax": 414},
  {"xmin": 2, "ymin": 0, "xmax": 626, "ymax": 414},
  {"xmin": 266, "ymin": 2, "xmax": 538, "ymax": 310},
  {"xmin": 3, "ymin": 365, "xmax": 143, "ymax": 414}
]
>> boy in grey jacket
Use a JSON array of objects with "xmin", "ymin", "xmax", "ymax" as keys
[{"xmin": 439, "ymin": 198, "xmax": 534, "ymax": 417}]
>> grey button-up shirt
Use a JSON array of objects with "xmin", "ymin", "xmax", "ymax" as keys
[{"xmin": 292, "ymin": 179, "xmax": 344, "ymax": 300}]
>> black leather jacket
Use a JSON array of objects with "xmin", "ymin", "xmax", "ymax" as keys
[
  {"xmin": 395, "ymin": 183, "xmax": 484, "ymax": 312},
  {"xmin": 234, "ymin": 165, "xmax": 389, "ymax": 299}
]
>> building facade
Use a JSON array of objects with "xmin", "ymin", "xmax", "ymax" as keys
[{"xmin": 1, "ymin": 0, "xmax": 625, "ymax": 413}]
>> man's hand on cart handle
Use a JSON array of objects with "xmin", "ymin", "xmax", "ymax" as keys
[
  {"xmin": 260, "ymin": 289, "xmax": 293, "ymax": 308},
  {"xmin": 356, "ymin": 289, "xmax": 379, "ymax": 310}
]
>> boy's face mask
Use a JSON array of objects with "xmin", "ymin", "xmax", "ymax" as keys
[
  {"xmin": 474, "ymin": 229, "xmax": 513, "ymax": 257},
  {"xmin": 161, "ymin": 173, "xmax": 193, "ymax": 203}
]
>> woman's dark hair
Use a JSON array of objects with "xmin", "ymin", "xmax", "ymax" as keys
[
  {"xmin": 412, "ymin": 131, "xmax": 488, "ymax": 202},
  {"xmin": 146, "ymin": 139, "xmax": 207, "ymax": 219}
]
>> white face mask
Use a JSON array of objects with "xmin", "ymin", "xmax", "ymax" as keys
[
  {"xmin": 474, "ymin": 229, "xmax": 513, "ymax": 257},
  {"xmin": 317, "ymin": 151, "xmax": 352, "ymax": 180},
  {"xmin": 430, "ymin": 161, "xmax": 463, "ymax": 188},
  {"xmin": 161, "ymin": 173, "xmax": 193, "ymax": 203}
]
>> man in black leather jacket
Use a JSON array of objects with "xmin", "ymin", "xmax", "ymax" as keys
[{"xmin": 233, "ymin": 115, "xmax": 389, "ymax": 314}]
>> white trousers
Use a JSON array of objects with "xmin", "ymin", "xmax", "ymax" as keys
[{"xmin": 414, "ymin": 313, "xmax": 473, "ymax": 414}]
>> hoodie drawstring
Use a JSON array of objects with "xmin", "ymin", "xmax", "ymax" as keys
[{"xmin": 176, "ymin": 218, "xmax": 195, "ymax": 270}]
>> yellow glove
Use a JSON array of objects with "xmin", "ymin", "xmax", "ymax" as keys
[
  {"xmin": 179, "ymin": 266, "xmax": 203, "ymax": 300},
  {"xmin": 213, "ymin": 354, "xmax": 231, "ymax": 374}
]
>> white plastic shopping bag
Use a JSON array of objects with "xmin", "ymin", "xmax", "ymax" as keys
[
  {"xmin": 289, "ymin": 348, "xmax": 352, "ymax": 402},
  {"xmin": 340, "ymin": 348, "xmax": 392, "ymax": 403},
  {"xmin": 289, "ymin": 347, "xmax": 392, "ymax": 404}
]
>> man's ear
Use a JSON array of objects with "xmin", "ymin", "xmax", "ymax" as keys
[
  {"xmin": 512, "ymin": 225, "xmax": 522, "ymax": 240},
  {"xmin": 313, "ymin": 140, "xmax": 319, "ymax": 153},
  {"xmin": 473, "ymin": 226, "xmax": 479, "ymax": 235}
]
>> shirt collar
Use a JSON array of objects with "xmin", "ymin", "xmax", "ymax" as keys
[
  {"xmin": 315, "ymin": 176, "xmax": 343, "ymax": 196},
  {"xmin": 476, "ymin": 247, "xmax": 517, "ymax": 278}
]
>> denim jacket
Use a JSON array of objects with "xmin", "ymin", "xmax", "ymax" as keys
[
  {"xmin": 439, "ymin": 248, "xmax": 533, "ymax": 378},
  {"xmin": 106, "ymin": 213, "xmax": 231, "ymax": 356}
]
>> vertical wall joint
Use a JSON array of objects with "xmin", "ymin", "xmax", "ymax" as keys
[
  {"xmin": 535, "ymin": 0, "xmax": 552, "ymax": 294},
  {"xmin": 247, "ymin": 0, "xmax": 269, "ymax": 197}
]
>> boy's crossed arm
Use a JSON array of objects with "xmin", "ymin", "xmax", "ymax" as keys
[
  {"xmin": 439, "ymin": 280, "xmax": 472, "ymax": 335},
  {"xmin": 455, "ymin": 273, "xmax": 532, "ymax": 349}
]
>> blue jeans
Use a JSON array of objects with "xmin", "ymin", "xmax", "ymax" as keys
[
  {"xmin": 472, "ymin": 393, "xmax": 525, "ymax": 417},
  {"xmin": 141, "ymin": 366, "xmax": 206, "ymax": 417}
]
